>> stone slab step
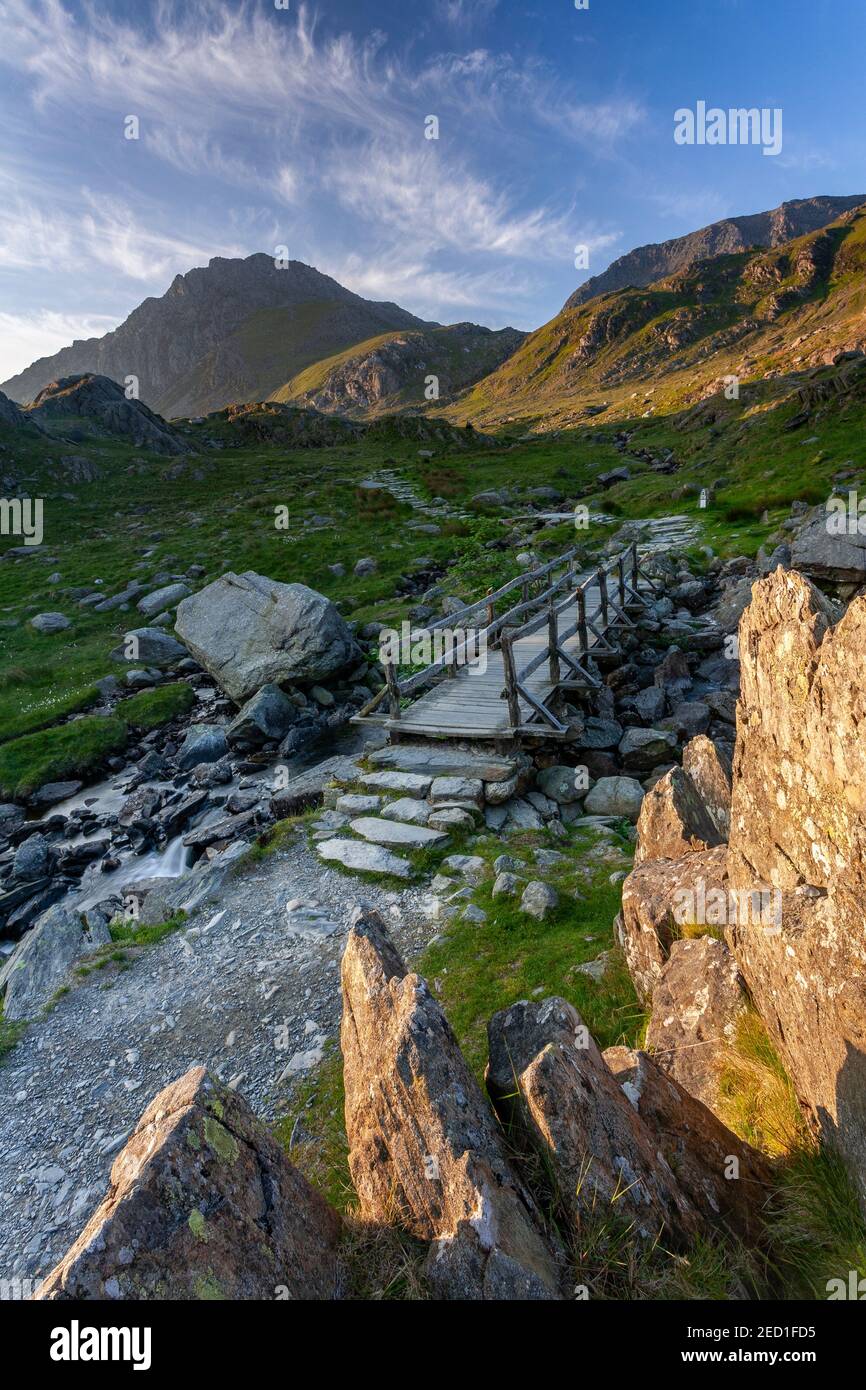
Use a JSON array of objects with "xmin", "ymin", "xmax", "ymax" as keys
[
  {"xmin": 360, "ymin": 770, "xmax": 432, "ymax": 796},
  {"xmin": 369, "ymin": 744, "xmax": 519, "ymax": 783},
  {"xmin": 316, "ymin": 838, "xmax": 412, "ymax": 878},
  {"xmin": 349, "ymin": 816, "xmax": 448, "ymax": 849},
  {"xmin": 379, "ymin": 797, "xmax": 430, "ymax": 826}
]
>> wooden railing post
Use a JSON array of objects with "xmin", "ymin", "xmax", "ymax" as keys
[
  {"xmin": 501, "ymin": 635, "xmax": 521, "ymax": 731},
  {"xmin": 631, "ymin": 541, "xmax": 640, "ymax": 592},
  {"xmin": 618, "ymin": 555, "xmax": 626, "ymax": 608},
  {"xmin": 547, "ymin": 593, "xmax": 560, "ymax": 686},
  {"xmin": 385, "ymin": 660, "xmax": 401, "ymax": 719},
  {"xmin": 596, "ymin": 566, "xmax": 609, "ymax": 631},
  {"xmin": 577, "ymin": 587, "xmax": 589, "ymax": 657},
  {"xmin": 486, "ymin": 588, "xmax": 495, "ymax": 646}
]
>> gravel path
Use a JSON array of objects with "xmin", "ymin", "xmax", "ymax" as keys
[{"xmin": 0, "ymin": 837, "xmax": 436, "ymax": 1289}]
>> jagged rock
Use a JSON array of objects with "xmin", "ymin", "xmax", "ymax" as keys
[
  {"xmin": 270, "ymin": 755, "xmax": 362, "ymax": 816},
  {"xmin": 12, "ymin": 832, "xmax": 53, "ymax": 881},
  {"xmin": 137, "ymin": 582, "xmax": 190, "ymax": 617},
  {"xmin": 603, "ymin": 1047, "xmax": 772, "ymax": 1243},
  {"xmin": 619, "ymin": 727, "xmax": 679, "ymax": 771},
  {"xmin": 35, "ymin": 1067, "xmax": 342, "ymax": 1300},
  {"xmin": 109, "ymin": 627, "xmax": 189, "ymax": 667},
  {"xmin": 175, "ymin": 572, "xmax": 356, "ymax": 702},
  {"xmin": 340, "ymin": 909, "xmax": 563, "ymax": 1299},
  {"xmin": 227, "ymin": 683, "xmax": 297, "ymax": 745},
  {"xmin": 30, "ymin": 780, "xmax": 82, "ymax": 807},
  {"xmin": 0, "ymin": 904, "xmax": 110, "ymax": 1020},
  {"xmin": 520, "ymin": 881, "xmax": 559, "ymax": 920},
  {"xmin": 177, "ymin": 723, "xmax": 229, "ymax": 771},
  {"xmin": 635, "ymin": 767, "xmax": 724, "ymax": 864},
  {"xmin": 618, "ymin": 845, "xmax": 729, "ymax": 1001},
  {"xmin": 535, "ymin": 765, "xmax": 583, "ymax": 805},
  {"xmin": 712, "ymin": 576, "xmax": 755, "ymax": 633},
  {"xmin": 682, "ymin": 735, "xmax": 732, "ymax": 838},
  {"xmin": 29, "ymin": 612, "xmax": 70, "ymax": 634},
  {"xmin": 486, "ymin": 998, "xmax": 702, "ymax": 1245},
  {"xmin": 25, "ymin": 374, "xmax": 184, "ymax": 454},
  {"xmin": 583, "ymin": 775, "xmax": 644, "ymax": 821},
  {"xmin": 790, "ymin": 505, "xmax": 866, "ymax": 582},
  {"xmin": 727, "ymin": 568, "xmax": 866, "ymax": 1203},
  {"xmin": 646, "ymin": 936, "xmax": 749, "ymax": 1114}
]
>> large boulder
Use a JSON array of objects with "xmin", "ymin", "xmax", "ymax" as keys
[
  {"xmin": 175, "ymin": 572, "xmax": 356, "ymax": 702},
  {"xmin": 790, "ymin": 504, "xmax": 866, "ymax": 583},
  {"xmin": 618, "ymin": 845, "xmax": 729, "ymax": 1001},
  {"xmin": 646, "ymin": 936, "xmax": 749, "ymax": 1115},
  {"xmin": 618, "ymin": 727, "xmax": 678, "ymax": 772},
  {"xmin": 634, "ymin": 767, "xmax": 724, "ymax": 864},
  {"xmin": 340, "ymin": 908, "xmax": 562, "ymax": 1299},
  {"xmin": 727, "ymin": 568, "xmax": 866, "ymax": 1205},
  {"xmin": 0, "ymin": 904, "xmax": 110, "ymax": 1020},
  {"xmin": 486, "ymin": 998, "xmax": 703, "ymax": 1246},
  {"xmin": 604, "ymin": 1046, "xmax": 772, "ymax": 1243},
  {"xmin": 35, "ymin": 1068, "xmax": 343, "ymax": 1300}
]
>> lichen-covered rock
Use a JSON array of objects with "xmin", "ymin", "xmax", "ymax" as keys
[
  {"xmin": 603, "ymin": 1046, "xmax": 772, "ymax": 1243},
  {"xmin": 727, "ymin": 568, "xmax": 866, "ymax": 1204},
  {"xmin": 618, "ymin": 845, "xmax": 729, "ymax": 1001},
  {"xmin": 486, "ymin": 998, "xmax": 703, "ymax": 1246},
  {"xmin": 682, "ymin": 735, "xmax": 732, "ymax": 839},
  {"xmin": 646, "ymin": 936, "xmax": 748, "ymax": 1114},
  {"xmin": 35, "ymin": 1067, "xmax": 343, "ymax": 1300},
  {"xmin": 340, "ymin": 908, "xmax": 562, "ymax": 1300},
  {"xmin": 635, "ymin": 767, "xmax": 724, "ymax": 864}
]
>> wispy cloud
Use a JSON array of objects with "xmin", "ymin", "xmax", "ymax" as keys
[{"xmin": 0, "ymin": 309, "xmax": 119, "ymax": 380}]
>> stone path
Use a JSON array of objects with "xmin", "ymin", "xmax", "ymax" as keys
[{"xmin": 0, "ymin": 835, "xmax": 436, "ymax": 1289}]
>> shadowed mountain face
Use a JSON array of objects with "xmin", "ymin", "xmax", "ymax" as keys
[
  {"xmin": 565, "ymin": 195, "xmax": 866, "ymax": 310},
  {"xmin": 0, "ymin": 255, "xmax": 433, "ymax": 419},
  {"xmin": 25, "ymin": 374, "xmax": 184, "ymax": 454}
]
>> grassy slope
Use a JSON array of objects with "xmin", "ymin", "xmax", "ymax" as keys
[{"xmin": 447, "ymin": 207, "xmax": 866, "ymax": 432}]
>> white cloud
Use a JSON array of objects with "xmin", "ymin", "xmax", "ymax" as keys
[
  {"xmin": 0, "ymin": 309, "xmax": 118, "ymax": 381},
  {"xmin": 326, "ymin": 141, "xmax": 573, "ymax": 261},
  {"xmin": 0, "ymin": 187, "xmax": 243, "ymax": 281}
]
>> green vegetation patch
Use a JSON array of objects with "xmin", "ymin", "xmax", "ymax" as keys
[
  {"xmin": 117, "ymin": 681, "xmax": 195, "ymax": 731},
  {"xmin": 0, "ymin": 714, "xmax": 128, "ymax": 798}
]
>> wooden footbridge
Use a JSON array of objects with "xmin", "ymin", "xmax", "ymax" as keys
[{"xmin": 354, "ymin": 542, "xmax": 662, "ymax": 743}]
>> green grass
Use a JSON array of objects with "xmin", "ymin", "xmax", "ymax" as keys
[
  {"xmin": 117, "ymin": 681, "xmax": 195, "ymax": 731},
  {"xmin": 0, "ymin": 714, "xmax": 128, "ymax": 797},
  {"xmin": 108, "ymin": 913, "xmax": 187, "ymax": 948},
  {"xmin": 0, "ymin": 1008, "xmax": 27, "ymax": 1063}
]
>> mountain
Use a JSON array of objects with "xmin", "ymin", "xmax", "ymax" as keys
[
  {"xmin": 270, "ymin": 322, "xmax": 525, "ymax": 417},
  {"xmin": 0, "ymin": 255, "xmax": 433, "ymax": 419},
  {"xmin": 565, "ymin": 195, "xmax": 865, "ymax": 310},
  {"xmin": 447, "ymin": 201, "xmax": 866, "ymax": 431}
]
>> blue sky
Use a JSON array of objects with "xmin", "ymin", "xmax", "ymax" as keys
[{"xmin": 0, "ymin": 0, "xmax": 864, "ymax": 380}]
